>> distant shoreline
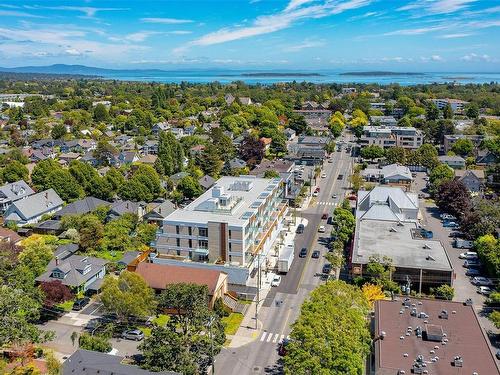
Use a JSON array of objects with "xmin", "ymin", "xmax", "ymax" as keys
[
  {"xmin": 340, "ymin": 71, "xmax": 425, "ymax": 77},
  {"xmin": 230, "ymin": 72, "xmax": 322, "ymax": 77}
]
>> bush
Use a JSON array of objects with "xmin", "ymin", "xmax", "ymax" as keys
[
  {"xmin": 78, "ymin": 332, "xmax": 112, "ymax": 353},
  {"xmin": 431, "ymin": 284, "xmax": 454, "ymax": 300}
]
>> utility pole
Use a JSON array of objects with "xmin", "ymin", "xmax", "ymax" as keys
[{"xmin": 208, "ymin": 316, "xmax": 215, "ymax": 374}]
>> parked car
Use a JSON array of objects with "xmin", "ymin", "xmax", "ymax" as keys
[
  {"xmin": 321, "ymin": 173, "xmax": 327, "ymax": 178},
  {"xmin": 312, "ymin": 250, "xmax": 320, "ymax": 259},
  {"xmin": 337, "ymin": 174, "xmax": 344, "ymax": 180},
  {"xmin": 312, "ymin": 191, "xmax": 319, "ymax": 197},
  {"xmin": 299, "ymin": 247, "xmax": 308, "ymax": 258},
  {"xmin": 72, "ymin": 297, "xmax": 90, "ymax": 311},
  {"xmin": 459, "ymin": 251, "xmax": 478, "ymax": 259},
  {"xmin": 318, "ymin": 226, "xmax": 326, "ymax": 233},
  {"xmin": 121, "ymin": 329, "xmax": 144, "ymax": 341},
  {"xmin": 315, "ymin": 187, "xmax": 320, "ymax": 193},
  {"xmin": 332, "ymin": 194, "xmax": 338, "ymax": 199},
  {"xmin": 440, "ymin": 213, "xmax": 457, "ymax": 221},
  {"xmin": 322, "ymin": 263, "xmax": 332, "ymax": 274},
  {"xmin": 296, "ymin": 224, "xmax": 304, "ymax": 234},
  {"xmin": 477, "ymin": 286, "xmax": 492, "ymax": 296},
  {"xmin": 471, "ymin": 277, "xmax": 494, "ymax": 287},
  {"xmin": 443, "ymin": 221, "xmax": 459, "ymax": 228},
  {"xmin": 271, "ymin": 275, "xmax": 282, "ymax": 287},
  {"xmin": 463, "ymin": 259, "xmax": 481, "ymax": 268},
  {"xmin": 449, "ymin": 231, "xmax": 463, "ymax": 238},
  {"xmin": 466, "ymin": 268, "xmax": 481, "ymax": 277}
]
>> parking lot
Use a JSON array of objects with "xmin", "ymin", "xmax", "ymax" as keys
[{"xmin": 413, "ymin": 172, "xmax": 499, "ymax": 359}]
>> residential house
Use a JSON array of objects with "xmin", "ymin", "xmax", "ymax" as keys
[
  {"xmin": 476, "ymin": 150, "xmax": 497, "ymax": 166},
  {"xmin": 184, "ymin": 125, "xmax": 197, "ymax": 136},
  {"xmin": 135, "ymin": 262, "xmax": 228, "ymax": 308},
  {"xmin": 108, "ymin": 200, "xmax": 146, "ymax": 221},
  {"xmin": 443, "ymin": 134, "xmax": 485, "ymax": 154},
  {"xmin": 53, "ymin": 196, "xmax": 110, "ymax": 219},
  {"xmin": 36, "ymin": 254, "xmax": 108, "ymax": 293},
  {"xmin": 140, "ymin": 140, "xmax": 159, "ymax": 156},
  {"xmin": 438, "ymin": 155, "xmax": 466, "ymax": 169},
  {"xmin": 341, "ymin": 87, "xmax": 356, "ymax": 95},
  {"xmin": 60, "ymin": 139, "xmax": 96, "ymax": 154},
  {"xmin": 118, "ymin": 151, "xmax": 139, "ymax": 165},
  {"xmin": 238, "ymin": 97, "xmax": 252, "ymax": 105},
  {"xmin": 170, "ymin": 171, "xmax": 189, "ymax": 184},
  {"xmin": 260, "ymin": 137, "xmax": 272, "ymax": 151},
  {"xmin": 137, "ymin": 154, "xmax": 158, "ymax": 165},
  {"xmin": 284, "ymin": 128, "xmax": 296, "ymax": 141},
  {"xmin": 0, "ymin": 180, "xmax": 34, "ymax": 213},
  {"xmin": 117, "ymin": 251, "xmax": 141, "ymax": 269},
  {"xmin": 297, "ymin": 136, "xmax": 330, "ymax": 147},
  {"xmin": 199, "ymin": 175, "xmax": 216, "ymax": 191},
  {"xmin": 80, "ymin": 151, "xmax": 99, "ymax": 166},
  {"xmin": 32, "ymin": 220, "xmax": 63, "ymax": 235},
  {"xmin": 143, "ymin": 200, "xmax": 176, "ymax": 225},
  {"xmin": 31, "ymin": 139, "xmax": 62, "ymax": 149},
  {"xmin": 224, "ymin": 94, "xmax": 235, "ymax": 106},
  {"xmin": 63, "ymin": 349, "xmax": 180, "ymax": 375},
  {"xmin": 361, "ymin": 163, "xmax": 413, "ymax": 184},
  {"xmin": 58, "ymin": 152, "xmax": 80, "ymax": 164},
  {"xmin": 0, "ymin": 227, "xmax": 23, "ymax": 246},
  {"xmin": 170, "ymin": 128, "xmax": 185, "ymax": 139},
  {"xmin": 152, "ymin": 121, "xmax": 170, "ymax": 135},
  {"xmin": 4, "ymin": 189, "xmax": 63, "ymax": 226},
  {"xmin": 190, "ymin": 144, "xmax": 206, "ymax": 157},
  {"xmin": 228, "ymin": 158, "xmax": 247, "ymax": 170},
  {"xmin": 455, "ymin": 169, "xmax": 485, "ymax": 193}
]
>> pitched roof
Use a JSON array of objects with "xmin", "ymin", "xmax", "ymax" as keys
[
  {"xmin": 55, "ymin": 196, "xmax": 110, "ymax": 218},
  {"xmin": 144, "ymin": 200, "xmax": 176, "ymax": 220},
  {"xmin": 0, "ymin": 180, "xmax": 34, "ymax": 203},
  {"xmin": 455, "ymin": 169, "xmax": 485, "ymax": 179},
  {"xmin": 135, "ymin": 262, "xmax": 226, "ymax": 295},
  {"xmin": 5, "ymin": 189, "xmax": 63, "ymax": 221},
  {"xmin": 63, "ymin": 349, "xmax": 179, "ymax": 375},
  {"xmin": 0, "ymin": 227, "xmax": 23, "ymax": 244},
  {"xmin": 198, "ymin": 175, "xmax": 216, "ymax": 190}
]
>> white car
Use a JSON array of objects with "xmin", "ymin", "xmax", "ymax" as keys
[
  {"xmin": 459, "ymin": 251, "xmax": 478, "ymax": 259},
  {"xmin": 318, "ymin": 225, "xmax": 326, "ymax": 233},
  {"xmin": 312, "ymin": 191, "xmax": 319, "ymax": 197},
  {"xmin": 477, "ymin": 286, "xmax": 492, "ymax": 296},
  {"xmin": 271, "ymin": 275, "xmax": 281, "ymax": 287},
  {"xmin": 321, "ymin": 173, "xmax": 327, "ymax": 178}
]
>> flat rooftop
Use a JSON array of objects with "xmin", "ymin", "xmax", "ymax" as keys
[
  {"xmin": 374, "ymin": 298, "xmax": 499, "ymax": 375},
  {"xmin": 354, "ymin": 220, "xmax": 452, "ymax": 271},
  {"xmin": 165, "ymin": 176, "xmax": 281, "ymax": 227}
]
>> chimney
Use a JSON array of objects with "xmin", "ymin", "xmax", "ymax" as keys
[
  {"xmin": 45, "ymin": 192, "xmax": 48, "ymax": 200},
  {"xmin": 158, "ymin": 207, "xmax": 161, "ymax": 214},
  {"xmin": 55, "ymin": 256, "xmax": 59, "ymax": 266}
]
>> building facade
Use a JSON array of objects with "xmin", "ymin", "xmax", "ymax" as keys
[
  {"xmin": 360, "ymin": 126, "xmax": 423, "ymax": 149},
  {"xmin": 153, "ymin": 176, "xmax": 288, "ymax": 273}
]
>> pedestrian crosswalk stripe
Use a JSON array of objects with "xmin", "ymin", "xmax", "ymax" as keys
[
  {"xmin": 260, "ymin": 332, "xmax": 290, "ymax": 343},
  {"xmin": 266, "ymin": 333, "xmax": 273, "ymax": 342},
  {"xmin": 260, "ymin": 332, "xmax": 267, "ymax": 341},
  {"xmin": 273, "ymin": 333, "xmax": 279, "ymax": 343}
]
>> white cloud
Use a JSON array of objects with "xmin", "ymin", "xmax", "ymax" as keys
[
  {"xmin": 348, "ymin": 11, "xmax": 385, "ymax": 21},
  {"xmin": 64, "ymin": 48, "xmax": 82, "ymax": 56},
  {"xmin": 180, "ymin": 0, "xmax": 372, "ymax": 49},
  {"xmin": 0, "ymin": 9, "xmax": 44, "ymax": 18},
  {"xmin": 421, "ymin": 55, "xmax": 444, "ymax": 62},
  {"xmin": 40, "ymin": 6, "xmax": 127, "ymax": 17},
  {"xmin": 438, "ymin": 33, "xmax": 472, "ymax": 38},
  {"xmin": 125, "ymin": 31, "xmax": 162, "ymax": 42},
  {"xmin": 283, "ymin": 39, "xmax": 325, "ymax": 52},
  {"xmin": 460, "ymin": 53, "xmax": 492, "ymax": 62},
  {"xmin": 398, "ymin": 0, "xmax": 477, "ymax": 15},
  {"xmin": 141, "ymin": 17, "xmax": 193, "ymax": 24},
  {"xmin": 285, "ymin": 0, "xmax": 316, "ymax": 12},
  {"xmin": 384, "ymin": 25, "xmax": 448, "ymax": 35}
]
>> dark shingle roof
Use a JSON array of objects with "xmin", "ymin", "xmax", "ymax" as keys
[{"xmin": 55, "ymin": 197, "xmax": 110, "ymax": 218}]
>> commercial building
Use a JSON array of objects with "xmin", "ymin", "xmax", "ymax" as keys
[
  {"xmin": 360, "ymin": 126, "xmax": 423, "ymax": 149},
  {"xmin": 362, "ymin": 164, "xmax": 413, "ymax": 185},
  {"xmin": 351, "ymin": 187, "xmax": 453, "ymax": 291},
  {"xmin": 371, "ymin": 298, "xmax": 499, "ymax": 375},
  {"xmin": 429, "ymin": 98, "xmax": 469, "ymax": 112},
  {"xmin": 152, "ymin": 176, "xmax": 288, "ymax": 285}
]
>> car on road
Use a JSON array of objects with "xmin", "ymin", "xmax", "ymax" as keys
[
  {"xmin": 424, "ymin": 176, "xmax": 430, "ymax": 181},
  {"xmin": 271, "ymin": 275, "xmax": 282, "ymax": 287},
  {"xmin": 121, "ymin": 329, "xmax": 144, "ymax": 341},
  {"xmin": 459, "ymin": 251, "xmax": 478, "ymax": 259},
  {"xmin": 440, "ymin": 213, "xmax": 457, "ymax": 221},
  {"xmin": 466, "ymin": 268, "xmax": 481, "ymax": 277},
  {"xmin": 296, "ymin": 224, "xmax": 304, "ymax": 234},
  {"xmin": 321, "ymin": 213, "xmax": 328, "ymax": 220},
  {"xmin": 443, "ymin": 221, "xmax": 459, "ymax": 228},
  {"xmin": 328, "ymin": 159, "xmax": 333, "ymax": 163},
  {"xmin": 321, "ymin": 173, "xmax": 327, "ymax": 178},
  {"xmin": 311, "ymin": 250, "xmax": 320, "ymax": 258},
  {"xmin": 322, "ymin": 263, "xmax": 332, "ymax": 274},
  {"xmin": 318, "ymin": 225, "xmax": 326, "ymax": 233},
  {"xmin": 477, "ymin": 286, "xmax": 492, "ymax": 296},
  {"xmin": 72, "ymin": 297, "xmax": 90, "ymax": 311},
  {"xmin": 312, "ymin": 191, "xmax": 319, "ymax": 197},
  {"xmin": 299, "ymin": 247, "xmax": 308, "ymax": 258},
  {"xmin": 471, "ymin": 277, "xmax": 494, "ymax": 287},
  {"xmin": 449, "ymin": 231, "xmax": 463, "ymax": 238},
  {"xmin": 332, "ymin": 194, "xmax": 338, "ymax": 199},
  {"xmin": 337, "ymin": 174, "xmax": 344, "ymax": 180},
  {"xmin": 496, "ymin": 350, "xmax": 500, "ymax": 360}
]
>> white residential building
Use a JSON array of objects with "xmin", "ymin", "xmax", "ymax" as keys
[
  {"xmin": 360, "ymin": 126, "xmax": 423, "ymax": 149},
  {"xmin": 153, "ymin": 176, "xmax": 288, "ymax": 285},
  {"xmin": 430, "ymin": 98, "xmax": 469, "ymax": 112}
]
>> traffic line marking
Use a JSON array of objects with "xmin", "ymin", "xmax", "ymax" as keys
[
  {"xmin": 260, "ymin": 332, "xmax": 267, "ymax": 342},
  {"xmin": 273, "ymin": 333, "xmax": 279, "ymax": 343}
]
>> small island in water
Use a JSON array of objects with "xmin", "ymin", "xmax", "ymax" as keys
[
  {"xmin": 340, "ymin": 71, "xmax": 425, "ymax": 76},
  {"xmin": 241, "ymin": 72, "xmax": 322, "ymax": 77}
]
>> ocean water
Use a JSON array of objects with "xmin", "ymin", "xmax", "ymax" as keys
[{"xmin": 98, "ymin": 70, "xmax": 500, "ymax": 85}]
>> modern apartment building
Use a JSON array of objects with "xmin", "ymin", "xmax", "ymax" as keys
[
  {"xmin": 443, "ymin": 134, "xmax": 486, "ymax": 153},
  {"xmin": 153, "ymin": 176, "xmax": 288, "ymax": 282},
  {"xmin": 429, "ymin": 98, "xmax": 469, "ymax": 112},
  {"xmin": 360, "ymin": 126, "xmax": 423, "ymax": 149}
]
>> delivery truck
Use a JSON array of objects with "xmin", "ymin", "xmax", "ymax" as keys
[
  {"xmin": 454, "ymin": 238, "xmax": 474, "ymax": 249},
  {"xmin": 278, "ymin": 245, "xmax": 295, "ymax": 273}
]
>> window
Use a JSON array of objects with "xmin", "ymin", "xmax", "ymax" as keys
[
  {"xmin": 189, "ymin": 239, "xmax": 192, "ymax": 248},
  {"xmin": 176, "ymin": 249, "xmax": 181, "ymax": 256},
  {"xmin": 199, "ymin": 227, "xmax": 208, "ymax": 237},
  {"xmin": 199, "ymin": 240, "xmax": 208, "ymax": 249},
  {"xmin": 176, "ymin": 225, "xmax": 180, "ymax": 234},
  {"xmin": 229, "ymin": 255, "xmax": 232, "ymax": 262},
  {"xmin": 188, "ymin": 226, "xmax": 192, "ymax": 235},
  {"xmin": 229, "ymin": 242, "xmax": 232, "ymax": 251},
  {"xmin": 52, "ymin": 271, "xmax": 65, "ymax": 279},
  {"xmin": 176, "ymin": 238, "xmax": 180, "ymax": 247},
  {"xmin": 228, "ymin": 230, "xmax": 232, "ymax": 239}
]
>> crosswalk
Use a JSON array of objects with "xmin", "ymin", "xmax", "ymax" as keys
[
  {"xmin": 317, "ymin": 201, "xmax": 337, "ymax": 206},
  {"xmin": 259, "ymin": 331, "xmax": 290, "ymax": 343}
]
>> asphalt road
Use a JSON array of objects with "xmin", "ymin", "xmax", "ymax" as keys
[{"xmin": 215, "ymin": 135, "xmax": 355, "ymax": 375}]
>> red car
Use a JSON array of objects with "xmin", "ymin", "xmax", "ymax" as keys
[
  {"xmin": 315, "ymin": 187, "xmax": 320, "ymax": 193},
  {"xmin": 278, "ymin": 338, "xmax": 290, "ymax": 356}
]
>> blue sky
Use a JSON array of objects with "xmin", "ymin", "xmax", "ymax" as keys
[{"xmin": 0, "ymin": 0, "xmax": 499, "ymax": 71}]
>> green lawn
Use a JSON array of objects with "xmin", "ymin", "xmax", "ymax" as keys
[
  {"xmin": 222, "ymin": 313, "xmax": 244, "ymax": 335},
  {"xmin": 95, "ymin": 250, "xmax": 124, "ymax": 262},
  {"xmin": 56, "ymin": 300, "xmax": 74, "ymax": 312}
]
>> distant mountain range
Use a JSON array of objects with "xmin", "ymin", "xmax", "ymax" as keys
[{"xmin": 0, "ymin": 64, "xmax": 166, "ymax": 76}]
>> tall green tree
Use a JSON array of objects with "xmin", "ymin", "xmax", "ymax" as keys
[
  {"xmin": 1, "ymin": 160, "xmax": 29, "ymax": 183},
  {"xmin": 45, "ymin": 169, "xmax": 84, "ymax": 201},
  {"xmin": 158, "ymin": 131, "xmax": 185, "ymax": 176},
  {"xmin": 31, "ymin": 159, "xmax": 61, "ymax": 191}
]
